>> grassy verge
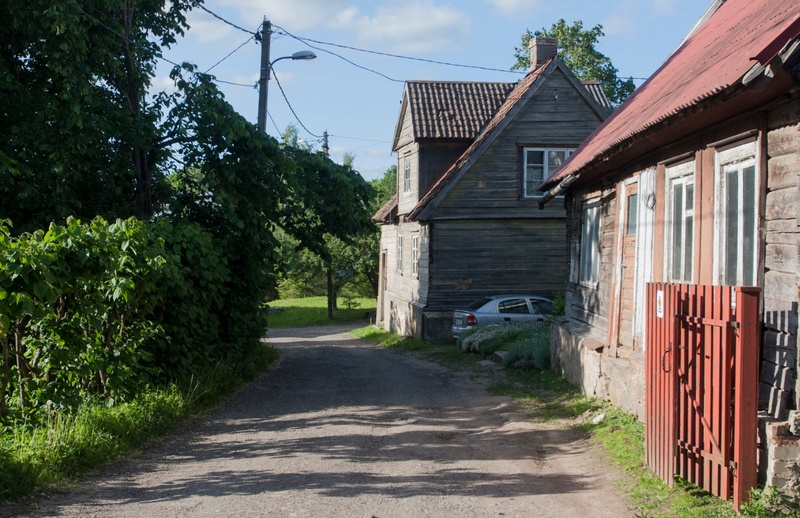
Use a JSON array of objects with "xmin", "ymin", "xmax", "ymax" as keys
[
  {"xmin": 352, "ymin": 324, "xmax": 789, "ymax": 517},
  {"xmin": 0, "ymin": 344, "xmax": 278, "ymax": 503},
  {"xmin": 267, "ymin": 296, "xmax": 376, "ymax": 328}
]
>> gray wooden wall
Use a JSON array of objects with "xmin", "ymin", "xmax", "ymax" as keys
[{"xmin": 761, "ymin": 98, "xmax": 800, "ymax": 419}]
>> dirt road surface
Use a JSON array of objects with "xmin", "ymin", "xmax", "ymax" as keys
[{"xmin": 12, "ymin": 325, "xmax": 633, "ymax": 517}]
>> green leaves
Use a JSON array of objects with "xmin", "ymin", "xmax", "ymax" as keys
[
  {"xmin": 0, "ymin": 217, "xmax": 233, "ymax": 422},
  {"xmin": 511, "ymin": 19, "xmax": 636, "ymax": 106}
]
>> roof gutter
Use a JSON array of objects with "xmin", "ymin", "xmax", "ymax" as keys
[{"xmin": 538, "ymin": 174, "xmax": 578, "ymax": 209}]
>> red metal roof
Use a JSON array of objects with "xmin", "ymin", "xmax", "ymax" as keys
[{"xmin": 542, "ymin": 0, "xmax": 800, "ymax": 189}]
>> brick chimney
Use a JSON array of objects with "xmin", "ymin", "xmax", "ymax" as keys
[{"xmin": 529, "ymin": 37, "xmax": 558, "ymax": 70}]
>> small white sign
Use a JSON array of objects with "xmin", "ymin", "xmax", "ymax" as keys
[{"xmin": 656, "ymin": 290, "xmax": 664, "ymax": 319}]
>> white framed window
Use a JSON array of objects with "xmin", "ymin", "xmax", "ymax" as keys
[
  {"xmin": 396, "ymin": 234, "xmax": 403, "ymax": 272},
  {"xmin": 523, "ymin": 147, "xmax": 574, "ymax": 197},
  {"xmin": 715, "ymin": 140, "xmax": 758, "ymax": 286},
  {"xmin": 403, "ymin": 157, "xmax": 411, "ymax": 194},
  {"xmin": 411, "ymin": 235, "xmax": 419, "ymax": 276},
  {"xmin": 665, "ymin": 160, "xmax": 695, "ymax": 283},
  {"xmin": 579, "ymin": 199, "xmax": 601, "ymax": 286}
]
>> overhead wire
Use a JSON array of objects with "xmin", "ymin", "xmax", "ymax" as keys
[
  {"xmin": 270, "ymin": 65, "xmax": 321, "ymax": 138},
  {"xmin": 197, "ymin": 5, "xmax": 257, "ymax": 37},
  {"xmin": 272, "ymin": 27, "xmax": 404, "ymax": 83},
  {"xmin": 205, "ymin": 35, "xmax": 255, "ymax": 73},
  {"xmin": 274, "ymin": 26, "xmax": 526, "ymax": 76},
  {"xmin": 75, "ymin": 3, "xmax": 647, "ymax": 148}
]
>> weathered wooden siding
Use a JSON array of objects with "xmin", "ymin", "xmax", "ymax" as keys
[
  {"xmin": 426, "ymin": 219, "xmax": 566, "ymax": 309},
  {"xmin": 435, "ymin": 69, "xmax": 604, "ymax": 221},
  {"xmin": 564, "ymin": 188, "xmax": 616, "ymax": 340},
  {"xmin": 397, "ymin": 143, "xmax": 420, "ymax": 215},
  {"xmin": 378, "ymin": 221, "xmax": 427, "ymax": 337},
  {"xmin": 419, "ymin": 142, "xmax": 470, "ymax": 196},
  {"xmin": 761, "ymin": 98, "xmax": 800, "ymax": 419},
  {"xmin": 394, "ymin": 101, "xmax": 415, "ymax": 151}
]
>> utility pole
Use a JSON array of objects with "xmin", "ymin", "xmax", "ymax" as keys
[
  {"xmin": 257, "ymin": 19, "xmax": 272, "ymax": 133},
  {"xmin": 322, "ymin": 130, "xmax": 329, "ymax": 157}
]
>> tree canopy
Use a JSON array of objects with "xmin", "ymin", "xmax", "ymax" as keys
[
  {"xmin": 0, "ymin": 0, "xmax": 376, "ymax": 415},
  {"xmin": 511, "ymin": 19, "xmax": 636, "ymax": 106}
]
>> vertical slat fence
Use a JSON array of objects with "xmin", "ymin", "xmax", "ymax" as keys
[{"xmin": 645, "ymin": 283, "xmax": 760, "ymax": 511}]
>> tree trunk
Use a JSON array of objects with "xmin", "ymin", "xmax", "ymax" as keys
[
  {"xmin": 1, "ymin": 330, "xmax": 8, "ymax": 417},
  {"xmin": 326, "ymin": 261, "xmax": 334, "ymax": 320}
]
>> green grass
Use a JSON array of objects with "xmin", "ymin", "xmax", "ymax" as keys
[
  {"xmin": 0, "ymin": 344, "xmax": 278, "ymax": 503},
  {"xmin": 352, "ymin": 325, "xmax": 479, "ymax": 368},
  {"xmin": 267, "ymin": 296, "xmax": 376, "ymax": 328}
]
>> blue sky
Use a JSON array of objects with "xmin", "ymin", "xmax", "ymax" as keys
[{"xmin": 156, "ymin": 0, "xmax": 712, "ymax": 180}]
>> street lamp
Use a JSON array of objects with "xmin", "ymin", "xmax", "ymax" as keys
[{"xmin": 257, "ymin": 20, "xmax": 317, "ymax": 133}]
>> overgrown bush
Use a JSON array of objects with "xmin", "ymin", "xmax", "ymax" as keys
[
  {"xmin": 457, "ymin": 321, "xmax": 552, "ymax": 370},
  {"xmin": 0, "ymin": 217, "xmax": 234, "ymax": 424}
]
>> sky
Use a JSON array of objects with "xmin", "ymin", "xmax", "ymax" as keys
[{"xmin": 155, "ymin": 0, "xmax": 713, "ymax": 181}]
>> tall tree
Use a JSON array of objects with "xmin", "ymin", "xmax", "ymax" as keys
[
  {"xmin": 511, "ymin": 19, "xmax": 635, "ymax": 106},
  {"xmin": 279, "ymin": 147, "xmax": 375, "ymax": 318},
  {"xmin": 370, "ymin": 165, "xmax": 397, "ymax": 211},
  {"xmin": 0, "ymin": 0, "xmax": 201, "ymax": 228}
]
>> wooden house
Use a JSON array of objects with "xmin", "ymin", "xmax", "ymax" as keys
[
  {"xmin": 373, "ymin": 38, "xmax": 610, "ymax": 342},
  {"xmin": 539, "ymin": 0, "xmax": 800, "ymax": 497}
]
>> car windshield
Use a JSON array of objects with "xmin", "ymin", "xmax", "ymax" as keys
[{"xmin": 465, "ymin": 297, "xmax": 492, "ymax": 310}]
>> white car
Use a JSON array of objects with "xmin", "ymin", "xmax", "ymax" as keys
[{"xmin": 452, "ymin": 295, "xmax": 556, "ymax": 338}]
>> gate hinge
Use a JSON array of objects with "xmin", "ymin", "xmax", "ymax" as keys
[
  {"xmin": 729, "ymin": 460, "xmax": 738, "ymax": 470},
  {"xmin": 730, "ymin": 322, "xmax": 740, "ymax": 330}
]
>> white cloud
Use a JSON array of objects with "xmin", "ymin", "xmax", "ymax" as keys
[
  {"xmin": 184, "ymin": 9, "xmax": 238, "ymax": 44},
  {"xmin": 484, "ymin": 0, "xmax": 547, "ymax": 17},
  {"xmin": 602, "ymin": 11, "xmax": 636, "ymax": 37},
  {"xmin": 342, "ymin": 2, "xmax": 471, "ymax": 54},
  {"xmin": 218, "ymin": 0, "xmax": 354, "ymax": 31},
  {"xmin": 150, "ymin": 75, "xmax": 179, "ymax": 95},
  {"xmin": 651, "ymin": 0, "xmax": 677, "ymax": 15},
  {"xmin": 213, "ymin": 0, "xmax": 470, "ymax": 54}
]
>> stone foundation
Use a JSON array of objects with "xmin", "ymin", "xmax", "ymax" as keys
[
  {"xmin": 550, "ymin": 317, "xmax": 646, "ymax": 421},
  {"xmin": 422, "ymin": 309, "xmax": 454, "ymax": 343},
  {"xmin": 764, "ymin": 418, "xmax": 800, "ymax": 497}
]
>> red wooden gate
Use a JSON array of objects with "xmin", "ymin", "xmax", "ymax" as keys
[{"xmin": 645, "ymin": 283, "xmax": 760, "ymax": 510}]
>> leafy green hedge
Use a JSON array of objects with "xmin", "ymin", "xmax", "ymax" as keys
[{"xmin": 0, "ymin": 216, "xmax": 246, "ymax": 424}]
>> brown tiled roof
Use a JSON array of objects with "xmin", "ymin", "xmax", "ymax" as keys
[
  {"xmin": 541, "ymin": 0, "xmax": 800, "ymax": 190},
  {"xmin": 405, "ymin": 81, "xmax": 515, "ymax": 141},
  {"xmin": 408, "ymin": 59, "xmax": 611, "ymax": 221}
]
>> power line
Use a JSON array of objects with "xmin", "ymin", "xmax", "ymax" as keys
[
  {"xmin": 273, "ymin": 24, "xmax": 526, "ymax": 77},
  {"xmin": 273, "ymin": 27, "xmax": 404, "ymax": 83},
  {"xmin": 205, "ymin": 35, "xmax": 255, "ymax": 73},
  {"xmin": 330, "ymin": 134, "xmax": 391, "ymax": 144},
  {"xmin": 217, "ymin": 79, "xmax": 256, "ymax": 88},
  {"xmin": 270, "ymin": 66, "xmax": 321, "ymax": 138},
  {"xmin": 197, "ymin": 5, "xmax": 257, "ymax": 37}
]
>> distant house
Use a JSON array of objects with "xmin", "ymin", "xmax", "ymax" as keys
[
  {"xmin": 373, "ymin": 38, "xmax": 611, "ymax": 342},
  {"xmin": 539, "ymin": 0, "xmax": 800, "ymax": 495}
]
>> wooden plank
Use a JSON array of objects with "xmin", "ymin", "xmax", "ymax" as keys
[
  {"xmin": 720, "ymin": 286, "xmax": 733, "ymax": 500},
  {"xmin": 732, "ymin": 286, "xmax": 761, "ymax": 510},
  {"xmin": 697, "ymin": 149, "xmax": 716, "ymax": 284},
  {"xmin": 652, "ymin": 164, "xmax": 666, "ymax": 281}
]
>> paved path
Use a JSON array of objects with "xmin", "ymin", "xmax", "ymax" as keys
[{"xmin": 13, "ymin": 325, "xmax": 633, "ymax": 517}]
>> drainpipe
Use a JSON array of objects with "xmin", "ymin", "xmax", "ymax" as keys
[{"xmin": 538, "ymin": 174, "xmax": 578, "ymax": 209}]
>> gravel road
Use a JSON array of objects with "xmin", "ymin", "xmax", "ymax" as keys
[{"xmin": 11, "ymin": 325, "xmax": 633, "ymax": 517}]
